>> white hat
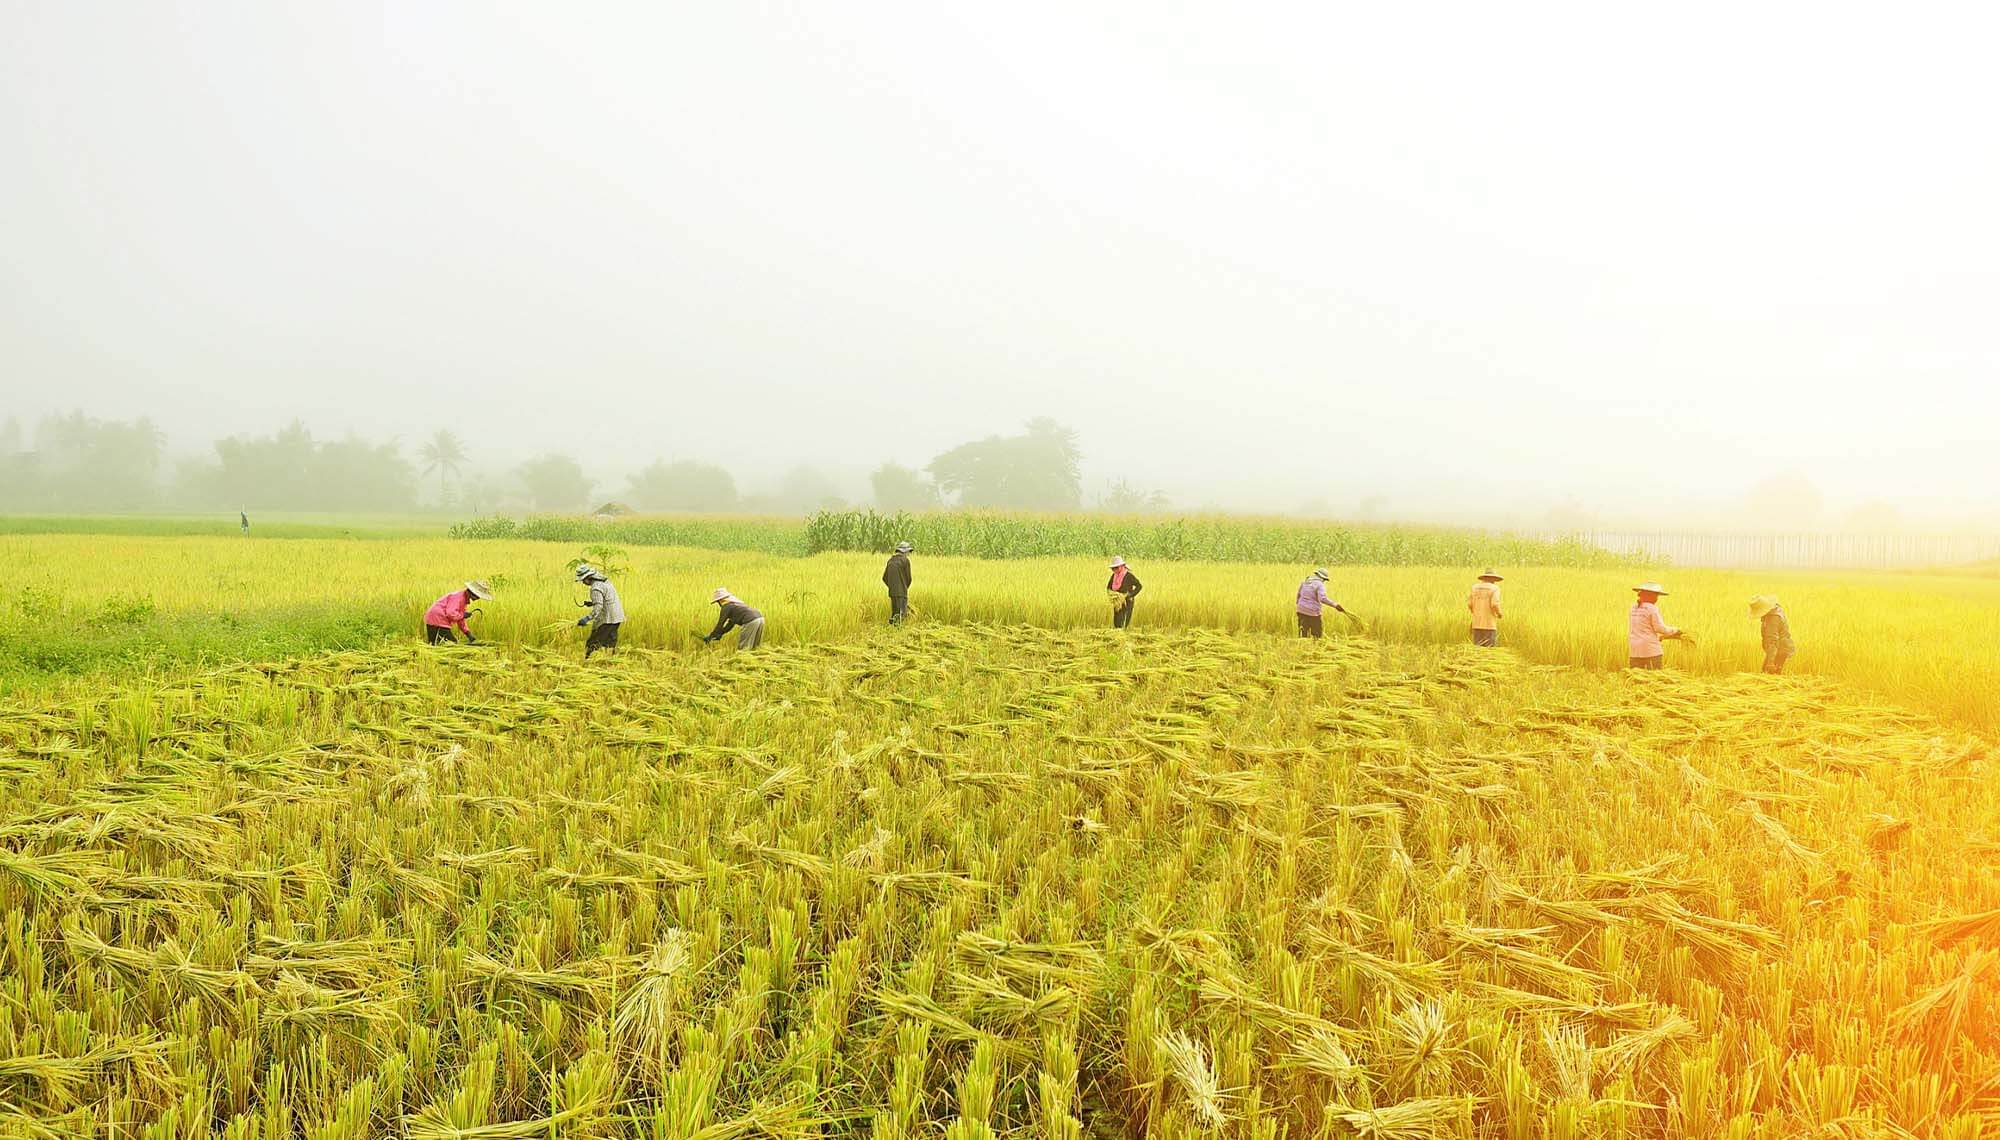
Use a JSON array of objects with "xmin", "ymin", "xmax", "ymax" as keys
[
  {"xmin": 1108, "ymin": 556, "xmax": 1126, "ymax": 568},
  {"xmin": 464, "ymin": 580, "xmax": 493, "ymax": 600},
  {"xmin": 573, "ymin": 564, "xmax": 600, "ymax": 583},
  {"xmin": 894, "ymin": 541, "xmax": 913, "ymax": 554},
  {"xmin": 1311, "ymin": 568, "xmax": 1329, "ymax": 581},
  {"xmin": 711, "ymin": 587, "xmax": 734, "ymax": 604},
  {"xmin": 1633, "ymin": 581, "xmax": 1669, "ymax": 596}
]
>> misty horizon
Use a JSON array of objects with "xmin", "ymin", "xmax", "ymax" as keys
[{"xmin": 4, "ymin": 4, "xmax": 1997, "ymax": 527}]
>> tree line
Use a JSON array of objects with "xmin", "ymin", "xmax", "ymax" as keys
[{"xmin": 0, "ymin": 412, "xmax": 1173, "ymax": 515}]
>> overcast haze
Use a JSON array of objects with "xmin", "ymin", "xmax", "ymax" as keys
[{"xmin": 3, "ymin": 2, "xmax": 1997, "ymax": 523}]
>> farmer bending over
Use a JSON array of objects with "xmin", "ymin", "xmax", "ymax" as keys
[
  {"xmin": 423, "ymin": 580, "xmax": 492, "ymax": 644},
  {"xmin": 705, "ymin": 589, "xmax": 765, "ymax": 649}
]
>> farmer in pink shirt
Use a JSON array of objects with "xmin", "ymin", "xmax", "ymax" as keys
[
  {"xmin": 423, "ymin": 580, "xmax": 492, "ymax": 645},
  {"xmin": 1627, "ymin": 581, "xmax": 1689, "ymax": 669}
]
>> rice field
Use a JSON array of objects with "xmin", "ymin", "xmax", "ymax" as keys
[
  {"xmin": 5, "ymin": 534, "xmax": 1997, "ymax": 733},
  {"xmin": 2, "ymin": 624, "xmax": 1997, "ymax": 1136},
  {"xmin": 4, "ymin": 528, "xmax": 1999, "ymax": 1135}
]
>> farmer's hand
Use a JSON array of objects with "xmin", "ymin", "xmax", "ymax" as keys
[{"xmin": 576, "ymin": 616, "xmax": 590, "ymax": 627}]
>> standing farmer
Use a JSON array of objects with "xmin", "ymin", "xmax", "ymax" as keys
[
  {"xmin": 1749, "ymin": 595, "xmax": 1796, "ymax": 674},
  {"xmin": 423, "ymin": 580, "xmax": 492, "ymax": 644},
  {"xmin": 574, "ymin": 564, "xmax": 626, "ymax": 658},
  {"xmin": 705, "ymin": 589, "xmax": 765, "ymax": 649},
  {"xmin": 239, "ymin": 511, "xmax": 250, "ymax": 537},
  {"xmin": 883, "ymin": 541, "xmax": 913, "ymax": 624},
  {"xmin": 1107, "ymin": 557, "xmax": 1143, "ymax": 629},
  {"xmin": 1295, "ymin": 568, "xmax": 1355, "ymax": 638},
  {"xmin": 1467, "ymin": 569, "xmax": 1504, "ymax": 646},
  {"xmin": 1628, "ymin": 582, "xmax": 1689, "ymax": 670}
]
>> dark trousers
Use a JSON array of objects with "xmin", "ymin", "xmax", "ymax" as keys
[
  {"xmin": 424, "ymin": 624, "xmax": 456, "ymax": 644},
  {"xmin": 585, "ymin": 623, "xmax": 621, "ymax": 657},
  {"xmin": 1297, "ymin": 613, "xmax": 1323, "ymax": 638},
  {"xmin": 889, "ymin": 594, "xmax": 908, "ymax": 624},
  {"xmin": 1629, "ymin": 656, "xmax": 1663, "ymax": 670},
  {"xmin": 1113, "ymin": 599, "xmax": 1135, "ymax": 629},
  {"xmin": 1472, "ymin": 627, "xmax": 1498, "ymax": 647}
]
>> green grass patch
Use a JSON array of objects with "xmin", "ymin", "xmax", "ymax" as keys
[
  {"xmin": 0, "ymin": 604, "xmax": 409, "ymax": 691},
  {"xmin": 0, "ymin": 513, "xmax": 452, "ymax": 539}
]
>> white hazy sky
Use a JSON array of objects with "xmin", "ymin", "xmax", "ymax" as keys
[{"xmin": 2, "ymin": 2, "xmax": 1996, "ymax": 520}]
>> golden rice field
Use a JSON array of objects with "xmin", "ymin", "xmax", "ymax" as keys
[
  {"xmin": 3, "ymin": 623, "xmax": 1999, "ymax": 1137},
  {"xmin": 5, "ymin": 534, "xmax": 1998, "ymax": 732}
]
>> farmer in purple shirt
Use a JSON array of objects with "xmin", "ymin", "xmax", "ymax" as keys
[{"xmin": 1295, "ymin": 568, "xmax": 1357, "ymax": 638}]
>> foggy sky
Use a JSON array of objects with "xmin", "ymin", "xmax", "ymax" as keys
[{"xmin": 3, "ymin": 2, "xmax": 1997, "ymax": 521}]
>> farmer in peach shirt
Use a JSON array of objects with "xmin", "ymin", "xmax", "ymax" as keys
[{"xmin": 1627, "ymin": 581, "xmax": 1688, "ymax": 669}]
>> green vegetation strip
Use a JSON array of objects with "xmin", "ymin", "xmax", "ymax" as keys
[{"xmin": 455, "ymin": 509, "xmax": 1643, "ymax": 567}]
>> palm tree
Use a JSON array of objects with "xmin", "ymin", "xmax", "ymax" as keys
[{"xmin": 418, "ymin": 430, "xmax": 468, "ymax": 506}]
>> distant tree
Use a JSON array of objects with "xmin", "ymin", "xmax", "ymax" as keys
[
  {"xmin": 775, "ymin": 465, "xmax": 845, "ymax": 513},
  {"xmin": 926, "ymin": 417, "xmax": 1082, "ymax": 510},
  {"xmin": 197, "ymin": 420, "xmax": 415, "ymax": 510},
  {"xmin": 418, "ymin": 430, "xmax": 468, "ymax": 506},
  {"xmin": 517, "ymin": 454, "xmax": 592, "ymax": 512},
  {"xmin": 870, "ymin": 463, "xmax": 939, "ymax": 511},
  {"xmin": 1099, "ymin": 479, "xmax": 1170, "ymax": 513},
  {"xmin": 625, "ymin": 460, "xmax": 738, "ymax": 511},
  {"xmin": 21, "ymin": 412, "xmax": 165, "ymax": 510},
  {"xmin": 1842, "ymin": 500, "xmax": 1905, "ymax": 532},
  {"xmin": 1742, "ymin": 474, "xmax": 1824, "ymax": 527}
]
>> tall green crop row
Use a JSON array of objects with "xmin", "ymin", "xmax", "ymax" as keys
[
  {"xmin": 0, "ymin": 627, "xmax": 1994, "ymax": 1135},
  {"xmin": 804, "ymin": 510, "xmax": 1642, "ymax": 566},
  {"xmin": 450, "ymin": 510, "xmax": 1643, "ymax": 567}
]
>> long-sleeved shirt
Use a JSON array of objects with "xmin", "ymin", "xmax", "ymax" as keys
[
  {"xmin": 1296, "ymin": 578, "xmax": 1336, "ymax": 616},
  {"xmin": 1761, "ymin": 607, "xmax": 1795, "ymax": 654},
  {"xmin": 1628, "ymin": 601, "xmax": 1679, "ymax": 659},
  {"xmin": 424, "ymin": 590, "xmax": 474, "ymax": 634},
  {"xmin": 1467, "ymin": 582, "xmax": 1502, "ymax": 630},
  {"xmin": 708, "ymin": 599, "xmax": 762, "ymax": 639},
  {"xmin": 582, "ymin": 578, "xmax": 626, "ymax": 626},
  {"xmin": 1108, "ymin": 568, "xmax": 1142, "ymax": 598},
  {"xmin": 882, "ymin": 553, "xmax": 912, "ymax": 595}
]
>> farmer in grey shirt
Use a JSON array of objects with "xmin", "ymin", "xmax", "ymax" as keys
[{"xmin": 574, "ymin": 564, "xmax": 626, "ymax": 658}]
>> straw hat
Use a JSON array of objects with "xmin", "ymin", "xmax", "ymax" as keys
[
  {"xmin": 1477, "ymin": 568, "xmax": 1504, "ymax": 582},
  {"xmin": 1748, "ymin": 595, "xmax": 1779, "ymax": 619},
  {"xmin": 1632, "ymin": 581, "xmax": 1669, "ymax": 596},
  {"xmin": 1312, "ymin": 568, "xmax": 1330, "ymax": 581},
  {"xmin": 895, "ymin": 541, "xmax": 913, "ymax": 553},
  {"xmin": 711, "ymin": 587, "xmax": 735, "ymax": 604},
  {"xmin": 464, "ymin": 580, "xmax": 493, "ymax": 600},
  {"xmin": 1108, "ymin": 556, "xmax": 1127, "ymax": 568}
]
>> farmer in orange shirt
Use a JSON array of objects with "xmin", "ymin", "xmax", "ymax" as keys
[{"xmin": 1467, "ymin": 569, "xmax": 1503, "ymax": 647}]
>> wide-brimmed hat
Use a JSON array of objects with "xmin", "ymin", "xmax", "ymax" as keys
[
  {"xmin": 711, "ymin": 587, "xmax": 734, "ymax": 604},
  {"xmin": 573, "ymin": 564, "xmax": 600, "ymax": 583},
  {"xmin": 464, "ymin": 579, "xmax": 493, "ymax": 600},
  {"xmin": 1748, "ymin": 594, "xmax": 1779, "ymax": 619},
  {"xmin": 894, "ymin": 541, "xmax": 913, "ymax": 554},
  {"xmin": 1108, "ymin": 556, "xmax": 1127, "ymax": 569},
  {"xmin": 1312, "ymin": 568, "xmax": 1329, "ymax": 581},
  {"xmin": 1477, "ymin": 568, "xmax": 1504, "ymax": 582},
  {"xmin": 1632, "ymin": 581, "xmax": 1669, "ymax": 596}
]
